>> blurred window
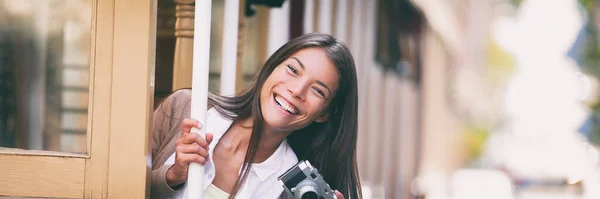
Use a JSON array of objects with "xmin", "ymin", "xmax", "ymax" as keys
[{"xmin": 0, "ymin": 0, "xmax": 92, "ymax": 153}]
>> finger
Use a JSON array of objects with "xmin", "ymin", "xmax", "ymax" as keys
[
  {"xmin": 177, "ymin": 152, "xmax": 207, "ymax": 165},
  {"xmin": 334, "ymin": 190, "xmax": 345, "ymax": 199},
  {"xmin": 194, "ymin": 132, "xmax": 214, "ymax": 148},
  {"xmin": 193, "ymin": 154, "xmax": 207, "ymax": 165},
  {"xmin": 181, "ymin": 118, "xmax": 201, "ymax": 135},
  {"xmin": 180, "ymin": 132, "xmax": 199, "ymax": 144},
  {"xmin": 195, "ymin": 133, "xmax": 208, "ymax": 148},
  {"xmin": 178, "ymin": 143, "xmax": 209, "ymax": 158},
  {"xmin": 205, "ymin": 133, "xmax": 214, "ymax": 145}
]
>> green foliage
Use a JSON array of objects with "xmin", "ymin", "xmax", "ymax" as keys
[
  {"xmin": 463, "ymin": 126, "xmax": 490, "ymax": 162},
  {"xmin": 486, "ymin": 38, "xmax": 516, "ymax": 85},
  {"xmin": 512, "ymin": 0, "xmax": 524, "ymax": 7},
  {"xmin": 579, "ymin": 0, "xmax": 600, "ymax": 145},
  {"xmin": 587, "ymin": 105, "xmax": 600, "ymax": 144},
  {"xmin": 580, "ymin": 0, "xmax": 595, "ymax": 9}
]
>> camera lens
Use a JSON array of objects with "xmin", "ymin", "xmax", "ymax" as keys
[{"xmin": 301, "ymin": 191, "xmax": 318, "ymax": 199}]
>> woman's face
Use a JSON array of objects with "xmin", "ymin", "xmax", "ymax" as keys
[{"xmin": 260, "ymin": 47, "xmax": 340, "ymax": 133}]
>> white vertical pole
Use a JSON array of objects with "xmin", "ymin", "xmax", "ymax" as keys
[
  {"xmin": 304, "ymin": 0, "xmax": 315, "ymax": 34},
  {"xmin": 380, "ymin": 73, "xmax": 399, "ymax": 198},
  {"xmin": 362, "ymin": 0, "xmax": 376, "ymax": 88},
  {"xmin": 350, "ymin": 0, "xmax": 364, "ymax": 81},
  {"xmin": 366, "ymin": 68, "xmax": 382, "ymax": 183},
  {"xmin": 363, "ymin": 0, "xmax": 377, "ymax": 183},
  {"xmin": 318, "ymin": 0, "xmax": 332, "ymax": 34},
  {"xmin": 351, "ymin": 0, "xmax": 366, "ymax": 178},
  {"xmin": 188, "ymin": 0, "xmax": 212, "ymax": 198},
  {"xmin": 398, "ymin": 78, "xmax": 418, "ymax": 199},
  {"xmin": 220, "ymin": 0, "xmax": 240, "ymax": 96},
  {"xmin": 267, "ymin": 0, "xmax": 290, "ymax": 57},
  {"xmin": 334, "ymin": 0, "xmax": 348, "ymax": 42}
]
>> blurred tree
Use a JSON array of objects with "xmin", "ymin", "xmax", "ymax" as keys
[
  {"xmin": 577, "ymin": 0, "xmax": 600, "ymax": 145},
  {"xmin": 463, "ymin": 126, "xmax": 490, "ymax": 166},
  {"xmin": 512, "ymin": 0, "xmax": 524, "ymax": 7}
]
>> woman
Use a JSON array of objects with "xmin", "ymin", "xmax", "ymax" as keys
[{"xmin": 151, "ymin": 33, "xmax": 361, "ymax": 199}]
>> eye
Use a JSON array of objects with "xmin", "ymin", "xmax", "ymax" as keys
[
  {"xmin": 286, "ymin": 64, "xmax": 298, "ymax": 75},
  {"xmin": 313, "ymin": 87, "xmax": 325, "ymax": 97}
]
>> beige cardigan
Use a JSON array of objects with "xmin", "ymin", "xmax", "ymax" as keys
[{"xmin": 150, "ymin": 89, "xmax": 194, "ymax": 199}]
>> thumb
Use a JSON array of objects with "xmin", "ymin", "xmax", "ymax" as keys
[
  {"xmin": 334, "ymin": 190, "xmax": 345, "ymax": 199},
  {"xmin": 205, "ymin": 133, "xmax": 214, "ymax": 145}
]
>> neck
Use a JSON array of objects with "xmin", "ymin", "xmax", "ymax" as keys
[{"xmin": 234, "ymin": 117, "xmax": 292, "ymax": 162}]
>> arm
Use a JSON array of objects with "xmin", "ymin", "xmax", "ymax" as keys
[
  {"xmin": 151, "ymin": 164, "xmax": 181, "ymax": 198},
  {"xmin": 150, "ymin": 89, "xmax": 215, "ymax": 198},
  {"xmin": 150, "ymin": 89, "xmax": 192, "ymax": 198}
]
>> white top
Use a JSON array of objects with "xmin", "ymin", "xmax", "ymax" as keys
[
  {"xmin": 204, "ymin": 184, "xmax": 229, "ymax": 199},
  {"xmin": 163, "ymin": 108, "xmax": 299, "ymax": 199}
]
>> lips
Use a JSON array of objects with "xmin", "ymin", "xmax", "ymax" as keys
[{"xmin": 274, "ymin": 94, "xmax": 299, "ymax": 115}]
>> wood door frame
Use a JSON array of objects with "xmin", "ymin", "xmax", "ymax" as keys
[{"xmin": 0, "ymin": 0, "xmax": 156, "ymax": 198}]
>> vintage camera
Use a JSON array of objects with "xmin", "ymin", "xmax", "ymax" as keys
[{"xmin": 278, "ymin": 160, "xmax": 338, "ymax": 199}]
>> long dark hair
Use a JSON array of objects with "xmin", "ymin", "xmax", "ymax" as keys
[{"xmin": 208, "ymin": 33, "xmax": 361, "ymax": 199}]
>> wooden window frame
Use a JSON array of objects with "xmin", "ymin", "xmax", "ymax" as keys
[{"xmin": 0, "ymin": 0, "xmax": 156, "ymax": 198}]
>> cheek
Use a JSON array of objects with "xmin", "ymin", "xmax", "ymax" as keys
[
  {"xmin": 308, "ymin": 98, "xmax": 328, "ymax": 115},
  {"xmin": 272, "ymin": 67, "xmax": 293, "ymax": 81},
  {"xmin": 261, "ymin": 78, "xmax": 275, "ymax": 96}
]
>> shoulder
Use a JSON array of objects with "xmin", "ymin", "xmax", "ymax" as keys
[
  {"xmin": 156, "ymin": 89, "xmax": 191, "ymax": 111},
  {"xmin": 169, "ymin": 89, "xmax": 192, "ymax": 104},
  {"xmin": 160, "ymin": 89, "xmax": 217, "ymax": 112}
]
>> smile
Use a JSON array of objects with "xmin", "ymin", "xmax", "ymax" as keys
[{"xmin": 274, "ymin": 95, "xmax": 299, "ymax": 115}]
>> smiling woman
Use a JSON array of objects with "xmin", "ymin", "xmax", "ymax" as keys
[{"xmin": 151, "ymin": 33, "xmax": 361, "ymax": 199}]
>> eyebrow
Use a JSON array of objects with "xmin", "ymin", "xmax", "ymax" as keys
[
  {"xmin": 290, "ymin": 56, "xmax": 332, "ymax": 97},
  {"xmin": 290, "ymin": 57, "xmax": 305, "ymax": 69}
]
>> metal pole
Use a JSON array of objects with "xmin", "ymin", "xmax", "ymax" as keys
[
  {"xmin": 188, "ymin": 0, "xmax": 212, "ymax": 198},
  {"xmin": 220, "ymin": 0, "xmax": 239, "ymax": 96}
]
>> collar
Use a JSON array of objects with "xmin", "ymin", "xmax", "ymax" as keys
[
  {"xmin": 251, "ymin": 139, "xmax": 288, "ymax": 181},
  {"xmin": 206, "ymin": 108, "xmax": 233, "ymax": 146}
]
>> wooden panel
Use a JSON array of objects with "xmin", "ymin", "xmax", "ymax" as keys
[
  {"xmin": 107, "ymin": 0, "xmax": 156, "ymax": 198},
  {"xmin": 0, "ymin": 154, "xmax": 85, "ymax": 198},
  {"xmin": 235, "ymin": 0, "xmax": 246, "ymax": 93},
  {"xmin": 256, "ymin": 6, "xmax": 270, "ymax": 63},
  {"xmin": 0, "ymin": 148, "xmax": 87, "ymax": 158},
  {"xmin": 84, "ymin": 0, "xmax": 114, "ymax": 197},
  {"xmin": 172, "ymin": 1, "xmax": 195, "ymax": 90}
]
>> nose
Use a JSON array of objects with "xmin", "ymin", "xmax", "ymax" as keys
[{"xmin": 287, "ymin": 79, "xmax": 309, "ymax": 101}]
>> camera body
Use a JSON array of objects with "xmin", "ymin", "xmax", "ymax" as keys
[{"xmin": 278, "ymin": 160, "xmax": 338, "ymax": 199}]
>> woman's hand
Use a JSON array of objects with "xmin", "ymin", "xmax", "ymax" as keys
[
  {"xmin": 166, "ymin": 118, "xmax": 214, "ymax": 188},
  {"xmin": 334, "ymin": 190, "xmax": 345, "ymax": 199}
]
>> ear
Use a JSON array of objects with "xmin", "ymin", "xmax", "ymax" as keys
[{"xmin": 315, "ymin": 112, "xmax": 330, "ymax": 123}]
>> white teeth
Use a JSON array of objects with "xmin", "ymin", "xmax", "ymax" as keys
[{"xmin": 275, "ymin": 96, "xmax": 298, "ymax": 114}]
